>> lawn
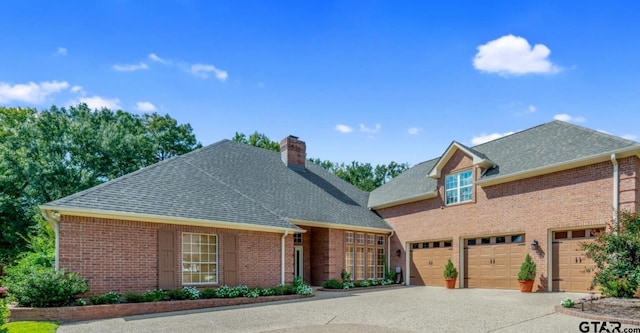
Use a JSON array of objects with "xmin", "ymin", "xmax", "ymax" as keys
[{"xmin": 4, "ymin": 321, "xmax": 59, "ymax": 333}]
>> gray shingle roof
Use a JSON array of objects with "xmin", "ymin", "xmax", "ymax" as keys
[
  {"xmin": 369, "ymin": 120, "xmax": 640, "ymax": 208},
  {"xmin": 45, "ymin": 140, "xmax": 391, "ymax": 231}
]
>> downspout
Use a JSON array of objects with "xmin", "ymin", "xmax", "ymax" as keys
[
  {"xmin": 42, "ymin": 210, "xmax": 60, "ymax": 271},
  {"xmin": 611, "ymin": 154, "xmax": 619, "ymax": 234},
  {"xmin": 281, "ymin": 230, "xmax": 289, "ymax": 285},
  {"xmin": 387, "ymin": 230, "xmax": 394, "ymax": 277}
]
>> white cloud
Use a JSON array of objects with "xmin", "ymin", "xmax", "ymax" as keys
[
  {"xmin": 360, "ymin": 123, "xmax": 381, "ymax": 134},
  {"xmin": 190, "ymin": 64, "xmax": 228, "ymax": 81},
  {"xmin": 528, "ymin": 105, "xmax": 536, "ymax": 113},
  {"xmin": 471, "ymin": 131, "xmax": 515, "ymax": 145},
  {"xmin": 148, "ymin": 53, "xmax": 168, "ymax": 64},
  {"xmin": 622, "ymin": 134, "xmax": 638, "ymax": 141},
  {"xmin": 113, "ymin": 62, "xmax": 149, "ymax": 72},
  {"xmin": 73, "ymin": 96, "xmax": 122, "ymax": 110},
  {"xmin": 554, "ymin": 114, "xmax": 586, "ymax": 123},
  {"xmin": 335, "ymin": 124, "xmax": 353, "ymax": 133},
  {"xmin": 136, "ymin": 101, "xmax": 157, "ymax": 112},
  {"xmin": 0, "ymin": 80, "xmax": 69, "ymax": 104},
  {"xmin": 408, "ymin": 127, "xmax": 422, "ymax": 135},
  {"xmin": 473, "ymin": 35, "xmax": 561, "ymax": 75},
  {"xmin": 70, "ymin": 85, "xmax": 84, "ymax": 93},
  {"xmin": 56, "ymin": 47, "xmax": 67, "ymax": 55}
]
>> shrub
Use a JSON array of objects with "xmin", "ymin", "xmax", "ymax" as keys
[
  {"xmin": 143, "ymin": 289, "xmax": 167, "ymax": 302},
  {"xmin": 385, "ymin": 269, "xmax": 396, "ymax": 282},
  {"xmin": 165, "ymin": 289, "xmax": 189, "ymax": 301},
  {"xmin": 124, "ymin": 293, "xmax": 146, "ymax": 303},
  {"xmin": 322, "ymin": 279, "xmax": 342, "ymax": 289},
  {"xmin": 271, "ymin": 284, "xmax": 297, "ymax": 295},
  {"xmin": 296, "ymin": 284, "xmax": 313, "ymax": 295},
  {"xmin": 260, "ymin": 288, "xmax": 275, "ymax": 296},
  {"xmin": 517, "ymin": 254, "xmax": 536, "ymax": 281},
  {"xmin": 214, "ymin": 285, "xmax": 242, "ymax": 298},
  {"xmin": 561, "ymin": 298, "xmax": 575, "ymax": 308},
  {"xmin": 342, "ymin": 281, "xmax": 355, "ymax": 289},
  {"xmin": 200, "ymin": 288, "xmax": 216, "ymax": 299},
  {"xmin": 1, "ymin": 298, "xmax": 9, "ymax": 333},
  {"xmin": 368, "ymin": 279, "xmax": 379, "ymax": 286},
  {"xmin": 583, "ymin": 210, "xmax": 640, "ymax": 298},
  {"xmin": 181, "ymin": 287, "xmax": 201, "ymax": 300},
  {"xmin": 89, "ymin": 291, "xmax": 121, "ymax": 305},
  {"xmin": 245, "ymin": 288, "xmax": 261, "ymax": 298},
  {"xmin": 341, "ymin": 270, "xmax": 351, "ymax": 283},
  {"xmin": 443, "ymin": 259, "xmax": 458, "ymax": 279},
  {"xmin": 4, "ymin": 268, "xmax": 88, "ymax": 307}
]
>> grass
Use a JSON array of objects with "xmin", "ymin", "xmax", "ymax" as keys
[{"xmin": 4, "ymin": 321, "xmax": 59, "ymax": 333}]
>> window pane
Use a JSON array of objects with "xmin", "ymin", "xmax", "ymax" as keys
[
  {"xmin": 445, "ymin": 175, "xmax": 458, "ymax": 189},
  {"xmin": 355, "ymin": 247, "xmax": 365, "ymax": 280},
  {"xmin": 496, "ymin": 236, "xmax": 506, "ymax": 244},
  {"xmin": 511, "ymin": 235, "xmax": 524, "ymax": 243},
  {"xmin": 377, "ymin": 235, "xmax": 385, "ymax": 246},
  {"xmin": 467, "ymin": 239, "xmax": 476, "ymax": 246},
  {"xmin": 460, "ymin": 186, "xmax": 473, "ymax": 202},
  {"xmin": 459, "ymin": 170, "xmax": 473, "ymax": 186},
  {"xmin": 182, "ymin": 233, "xmax": 218, "ymax": 285},
  {"xmin": 446, "ymin": 189, "xmax": 458, "ymax": 204},
  {"xmin": 377, "ymin": 248, "xmax": 385, "ymax": 279},
  {"xmin": 345, "ymin": 246, "xmax": 354, "ymax": 277}
]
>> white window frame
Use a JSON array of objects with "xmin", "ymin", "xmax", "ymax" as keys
[
  {"xmin": 445, "ymin": 169, "xmax": 473, "ymax": 205},
  {"xmin": 182, "ymin": 232, "xmax": 218, "ymax": 285}
]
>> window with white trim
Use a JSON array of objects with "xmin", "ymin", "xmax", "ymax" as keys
[
  {"xmin": 182, "ymin": 233, "xmax": 218, "ymax": 285},
  {"xmin": 445, "ymin": 169, "xmax": 473, "ymax": 205},
  {"xmin": 346, "ymin": 232, "xmax": 354, "ymax": 244},
  {"xmin": 293, "ymin": 233, "xmax": 302, "ymax": 245}
]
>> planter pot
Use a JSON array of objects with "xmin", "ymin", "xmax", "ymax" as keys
[
  {"xmin": 445, "ymin": 278, "xmax": 457, "ymax": 289},
  {"xmin": 518, "ymin": 280, "xmax": 534, "ymax": 293}
]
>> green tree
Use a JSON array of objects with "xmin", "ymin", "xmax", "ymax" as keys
[
  {"xmin": 232, "ymin": 131, "xmax": 280, "ymax": 152},
  {"xmin": 311, "ymin": 160, "xmax": 409, "ymax": 192},
  {"xmin": 145, "ymin": 113, "xmax": 202, "ymax": 161},
  {"xmin": 583, "ymin": 210, "xmax": 640, "ymax": 297},
  {"xmin": 0, "ymin": 104, "xmax": 201, "ymax": 263}
]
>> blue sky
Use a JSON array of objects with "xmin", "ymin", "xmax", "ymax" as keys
[{"xmin": 1, "ymin": 1, "xmax": 639, "ymax": 166}]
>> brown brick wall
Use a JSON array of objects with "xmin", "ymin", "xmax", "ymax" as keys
[
  {"xmin": 378, "ymin": 155, "xmax": 639, "ymax": 291},
  {"xmin": 58, "ymin": 216, "xmax": 291, "ymax": 295}
]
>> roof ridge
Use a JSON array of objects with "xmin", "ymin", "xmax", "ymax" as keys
[
  {"xmin": 470, "ymin": 121, "xmax": 555, "ymax": 149},
  {"xmin": 552, "ymin": 120, "xmax": 639, "ymax": 144},
  {"xmin": 50, "ymin": 140, "xmax": 229, "ymax": 205}
]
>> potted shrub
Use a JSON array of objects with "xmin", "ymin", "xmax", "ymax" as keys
[
  {"xmin": 443, "ymin": 259, "xmax": 458, "ymax": 289},
  {"xmin": 517, "ymin": 253, "xmax": 537, "ymax": 292}
]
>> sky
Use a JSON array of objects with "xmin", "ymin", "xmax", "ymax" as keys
[{"xmin": 1, "ymin": 1, "xmax": 639, "ymax": 166}]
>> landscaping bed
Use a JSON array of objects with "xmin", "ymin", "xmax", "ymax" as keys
[
  {"xmin": 555, "ymin": 298, "xmax": 640, "ymax": 326},
  {"xmin": 319, "ymin": 283, "xmax": 404, "ymax": 292},
  {"xmin": 10, "ymin": 293, "xmax": 312, "ymax": 323}
]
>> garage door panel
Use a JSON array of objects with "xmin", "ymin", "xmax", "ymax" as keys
[
  {"xmin": 410, "ymin": 247, "xmax": 452, "ymax": 286},
  {"xmin": 552, "ymin": 232, "xmax": 597, "ymax": 292},
  {"xmin": 465, "ymin": 238, "xmax": 525, "ymax": 290}
]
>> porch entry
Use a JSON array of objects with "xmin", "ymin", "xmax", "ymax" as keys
[{"xmin": 294, "ymin": 246, "xmax": 303, "ymax": 279}]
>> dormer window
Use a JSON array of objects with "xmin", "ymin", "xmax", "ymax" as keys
[{"xmin": 445, "ymin": 170, "xmax": 473, "ymax": 205}]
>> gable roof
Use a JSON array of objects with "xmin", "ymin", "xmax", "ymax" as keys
[
  {"xmin": 427, "ymin": 141, "xmax": 495, "ymax": 178},
  {"xmin": 42, "ymin": 140, "xmax": 392, "ymax": 233},
  {"xmin": 369, "ymin": 120, "xmax": 640, "ymax": 209}
]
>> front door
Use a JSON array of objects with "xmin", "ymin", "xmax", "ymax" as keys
[{"xmin": 294, "ymin": 246, "xmax": 303, "ymax": 279}]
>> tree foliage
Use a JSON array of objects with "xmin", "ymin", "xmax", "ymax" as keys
[
  {"xmin": 583, "ymin": 210, "xmax": 640, "ymax": 297},
  {"xmin": 231, "ymin": 131, "xmax": 409, "ymax": 192},
  {"xmin": 309, "ymin": 159, "xmax": 409, "ymax": 192},
  {"xmin": 0, "ymin": 104, "xmax": 201, "ymax": 263},
  {"xmin": 232, "ymin": 131, "xmax": 280, "ymax": 152}
]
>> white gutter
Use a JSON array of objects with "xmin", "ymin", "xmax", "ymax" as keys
[
  {"xmin": 405, "ymin": 241, "xmax": 410, "ymax": 286},
  {"xmin": 611, "ymin": 154, "xmax": 619, "ymax": 234},
  {"xmin": 281, "ymin": 230, "xmax": 289, "ymax": 285}
]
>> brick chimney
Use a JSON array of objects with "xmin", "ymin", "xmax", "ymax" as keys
[{"xmin": 280, "ymin": 135, "xmax": 306, "ymax": 170}]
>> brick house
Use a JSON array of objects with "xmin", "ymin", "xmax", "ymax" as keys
[
  {"xmin": 40, "ymin": 136, "xmax": 392, "ymax": 295},
  {"xmin": 40, "ymin": 120, "xmax": 640, "ymax": 294},
  {"xmin": 369, "ymin": 120, "xmax": 640, "ymax": 292}
]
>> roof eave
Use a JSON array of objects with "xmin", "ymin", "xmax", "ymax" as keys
[
  {"xmin": 289, "ymin": 218, "xmax": 393, "ymax": 233},
  {"xmin": 368, "ymin": 191, "xmax": 438, "ymax": 210},
  {"xmin": 476, "ymin": 146, "xmax": 640, "ymax": 187},
  {"xmin": 39, "ymin": 205, "xmax": 303, "ymax": 234}
]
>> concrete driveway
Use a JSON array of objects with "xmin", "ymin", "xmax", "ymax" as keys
[{"xmin": 58, "ymin": 286, "xmax": 635, "ymax": 333}]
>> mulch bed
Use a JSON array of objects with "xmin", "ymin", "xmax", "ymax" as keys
[{"xmin": 555, "ymin": 297, "xmax": 640, "ymax": 326}]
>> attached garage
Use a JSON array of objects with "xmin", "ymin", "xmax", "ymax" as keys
[
  {"xmin": 552, "ymin": 228, "xmax": 602, "ymax": 292},
  {"xmin": 464, "ymin": 234, "xmax": 527, "ymax": 289},
  {"xmin": 409, "ymin": 240, "xmax": 452, "ymax": 286}
]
